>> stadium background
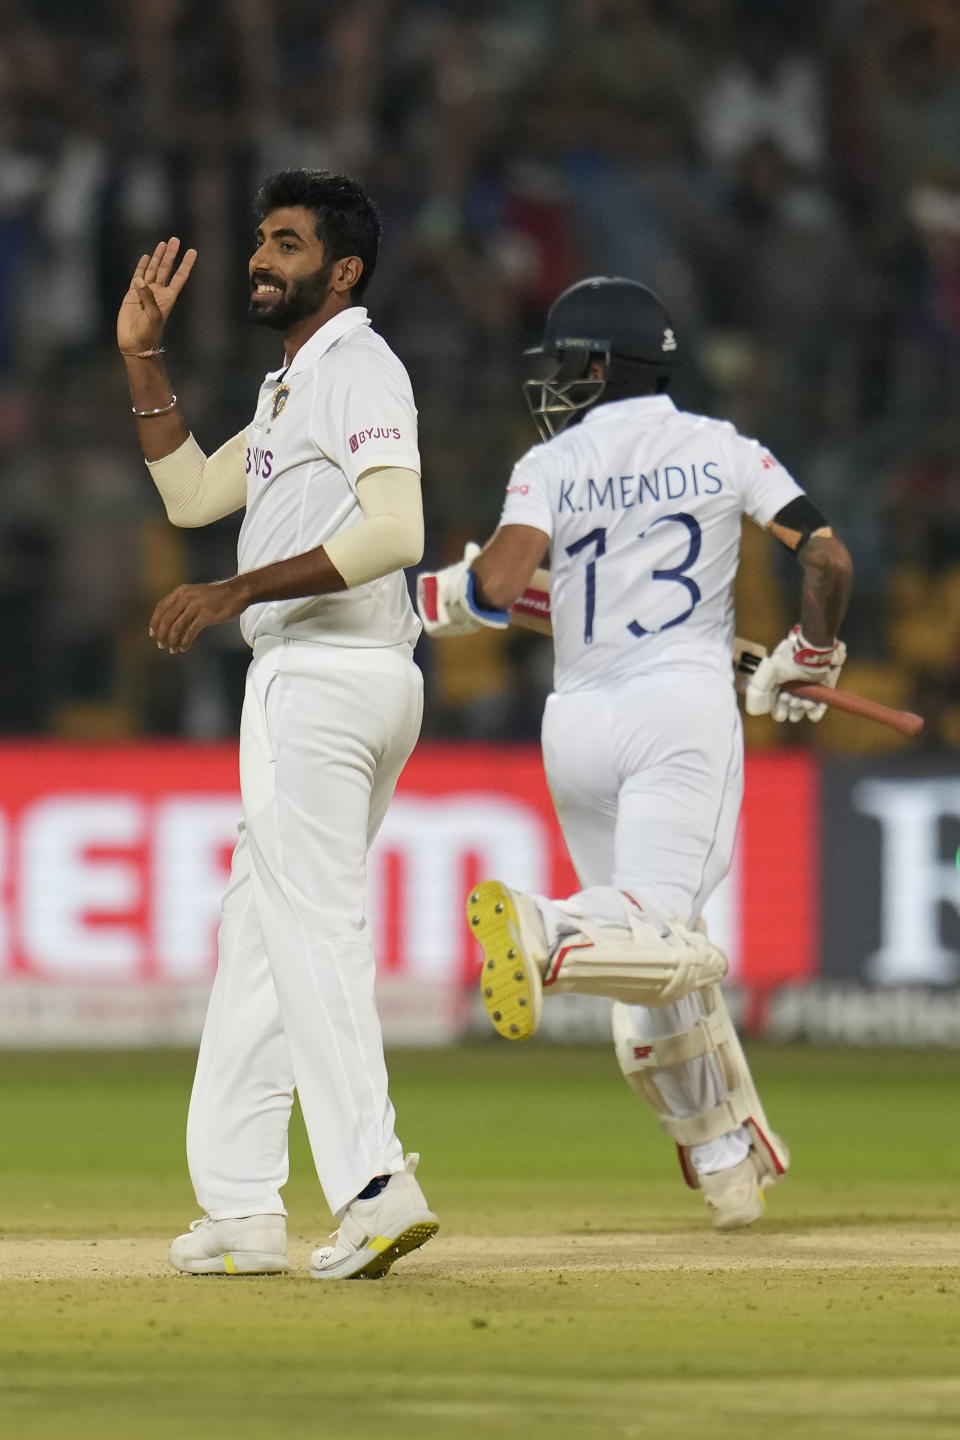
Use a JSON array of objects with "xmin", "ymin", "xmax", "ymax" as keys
[{"xmin": 0, "ymin": 0, "xmax": 958, "ymax": 1043}]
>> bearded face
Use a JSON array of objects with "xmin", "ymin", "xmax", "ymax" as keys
[{"xmin": 247, "ymin": 256, "xmax": 337, "ymax": 331}]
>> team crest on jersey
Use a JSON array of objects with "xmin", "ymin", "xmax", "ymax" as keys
[{"xmin": 271, "ymin": 383, "xmax": 291, "ymax": 420}]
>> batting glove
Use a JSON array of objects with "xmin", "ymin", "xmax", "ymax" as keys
[
  {"xmin": 744, "ymin": 625, "xmax": 847, "ymax": 723},
  {"xmin": 416, "ymin": 543, "xmax": 510, "ymax": 637}
]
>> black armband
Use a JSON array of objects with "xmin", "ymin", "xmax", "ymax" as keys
[{"xmin": 771, "ymin": 496, "xmax": 830, "ymax": 553}]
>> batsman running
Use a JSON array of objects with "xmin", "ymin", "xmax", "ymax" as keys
[
  {"xmin": 418, "ymin": 277, "xmax": 852, "ymax": 1228},
  {"xmin": 118, "ymin": 169, "xmax": 437, "ymax": 1278}
]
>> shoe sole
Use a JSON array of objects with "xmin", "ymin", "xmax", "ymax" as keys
[
  {"xmin": 467, "ymin": 881, "xmax": 541, "ymax": 1040},
  {"xmin": 309, "ymin": 1219, "xmax": 439, "ymax": 1281},
  {"xmin": 171, "ymin": 1252, "xmax": 290, "ymax": 1276}
]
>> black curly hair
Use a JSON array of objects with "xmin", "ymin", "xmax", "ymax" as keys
[{"xmin": 254, "ymin": 169, "xmax": 381, "ymax": 299}]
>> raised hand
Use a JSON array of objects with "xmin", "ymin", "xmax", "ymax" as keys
[{"xmin": 117, "ymin": 237, "xmax": 197, "ymax": 355}]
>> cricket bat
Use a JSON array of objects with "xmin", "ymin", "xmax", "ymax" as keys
[
  {"xmin": 731, "ymin": 637, "xmax": 924, "ymax": 737},
  {"xmin": 507, "ymin": 568, "xmax": 552, "ymax": 634},
  {"xmin": 508, "ymin": 574, "xmax": 924, "ymax": 737}
]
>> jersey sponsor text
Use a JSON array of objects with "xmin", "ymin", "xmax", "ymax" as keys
[
  {"xmin": 246, "ymin": 446, "xmax": 274, "ymax": 480},
  {"xmin": 349, "ymin": 426, "xmax": 402, "ymax": 454}
]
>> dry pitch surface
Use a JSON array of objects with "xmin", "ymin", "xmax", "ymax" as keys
[
  {"xmin": 1, "ymin": 1045, "xmax": 959, "ymax": 1440},
  {"xmin": 3, "ymin": 1226, "xmax": 959, "ymax": 1278}
]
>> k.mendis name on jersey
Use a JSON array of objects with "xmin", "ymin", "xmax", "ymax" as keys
[{"xmin": 553, "ymin": 463, "xmax": 722, "ymax": 515}]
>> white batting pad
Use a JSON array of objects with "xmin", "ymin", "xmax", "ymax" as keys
[
  {"xmin": 543, "ymin": 907, "xmax": 728, "ymax": 1007},
  {"xmin": 613, "ymin": 982, "xmax": 789, "ymax": 1190}
]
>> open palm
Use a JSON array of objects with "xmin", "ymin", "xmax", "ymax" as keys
[{"xmin": 117, "ymin": 237, "xmax": 197, "ymax": 353}]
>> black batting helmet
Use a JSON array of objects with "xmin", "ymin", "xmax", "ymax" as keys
[{"xmin": 522, "ymin": 276, "xmax": 678, "ymax": 440}]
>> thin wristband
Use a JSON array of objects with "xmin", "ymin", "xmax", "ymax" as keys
[
  {"xmin": 121, "ymin": 347, "xmax": 166, "ymax": 358},
  {"xmin": 794, "ymin": 626, "xmax": 837, "ymax": 654},
  {"xmin": 133, "ymin": 396, "xmax": 177, "ymax": 418}
]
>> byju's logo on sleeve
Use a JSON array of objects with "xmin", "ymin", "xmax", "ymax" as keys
[{"xmin": 349, "ymin": 426, "xmax": 402, "ymax": 454}]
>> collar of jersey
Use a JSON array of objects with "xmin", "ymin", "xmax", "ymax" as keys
[
  {"xmin": 580, "ymin": 393, "xmax": 677, "ymax": 426},
  {"xmin": 268, "ymin": 306, "xmax": 371, "ymax": 381}
]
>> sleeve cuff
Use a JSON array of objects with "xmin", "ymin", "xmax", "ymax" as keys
[{"xmin": 465, "ymin": 572, "xmax": 509, "ymax": 629}]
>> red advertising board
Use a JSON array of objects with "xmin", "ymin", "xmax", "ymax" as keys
[
  {"xmin": 0, "ymin": 742, "xmax": 818, "ymax": 991},
  {"xmin": 738, "ymin": 751, "xmax": 819, "ymax": 988}
]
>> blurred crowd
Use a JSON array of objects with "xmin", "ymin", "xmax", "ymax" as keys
[{"xmin": 0, "ymin": 0, "xmax": 958, "ymax": 751}]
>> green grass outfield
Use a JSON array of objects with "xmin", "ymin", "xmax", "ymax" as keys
[{"xmin": 1, "ymin": 1044, "xmax": 958, "ymax": 1439}]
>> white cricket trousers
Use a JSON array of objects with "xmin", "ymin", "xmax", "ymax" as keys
[
  {"xmin": 186, "ymin": 636, "xmax": 423, "ymax": 1221},
  {"xmin": 541, "ymin": 670, "xmax": 748, "ymax": 1174}
]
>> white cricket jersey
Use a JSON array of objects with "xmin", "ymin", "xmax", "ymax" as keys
[
  {"xmin": 499, "ymin": 394, "xmax": 804, "ymax": 692},
  {"xmin": 238, "ymin": 306, "xmax": 422, "ymax": 649}
]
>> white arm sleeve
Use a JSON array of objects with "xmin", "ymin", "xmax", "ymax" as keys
[
  {"xmin": 324, "ymin": 466, "xmax": 424, "ymax": 588},
  {"xmin": 145, "ymin": 432, "xmax": 247, "ymax": 528}
]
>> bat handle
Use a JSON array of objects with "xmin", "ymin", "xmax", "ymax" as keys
[{"xmin": 783, "ymin": 682, "xmax": 924, "ymax": 737}]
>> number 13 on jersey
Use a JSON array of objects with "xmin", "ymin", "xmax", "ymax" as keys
[{"xmin": 564, "ymin": 513, "xmax": 703, "ymax": 644}]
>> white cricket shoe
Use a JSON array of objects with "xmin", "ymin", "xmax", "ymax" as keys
[
  {"xmin": 700, "ymin": 1138, "xmax": 789, "ymax": 1231},
  {"xmin": 467, "ymin": 880, "xmax": 547, "ymax": 1040},
  {"xmin": 169, "ymin": 1213, "xmax": 289, "ymax": 1275},
  {"xmin": 309, "ymin": 1153, "xmax": 439, "ymax": 1281}
]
